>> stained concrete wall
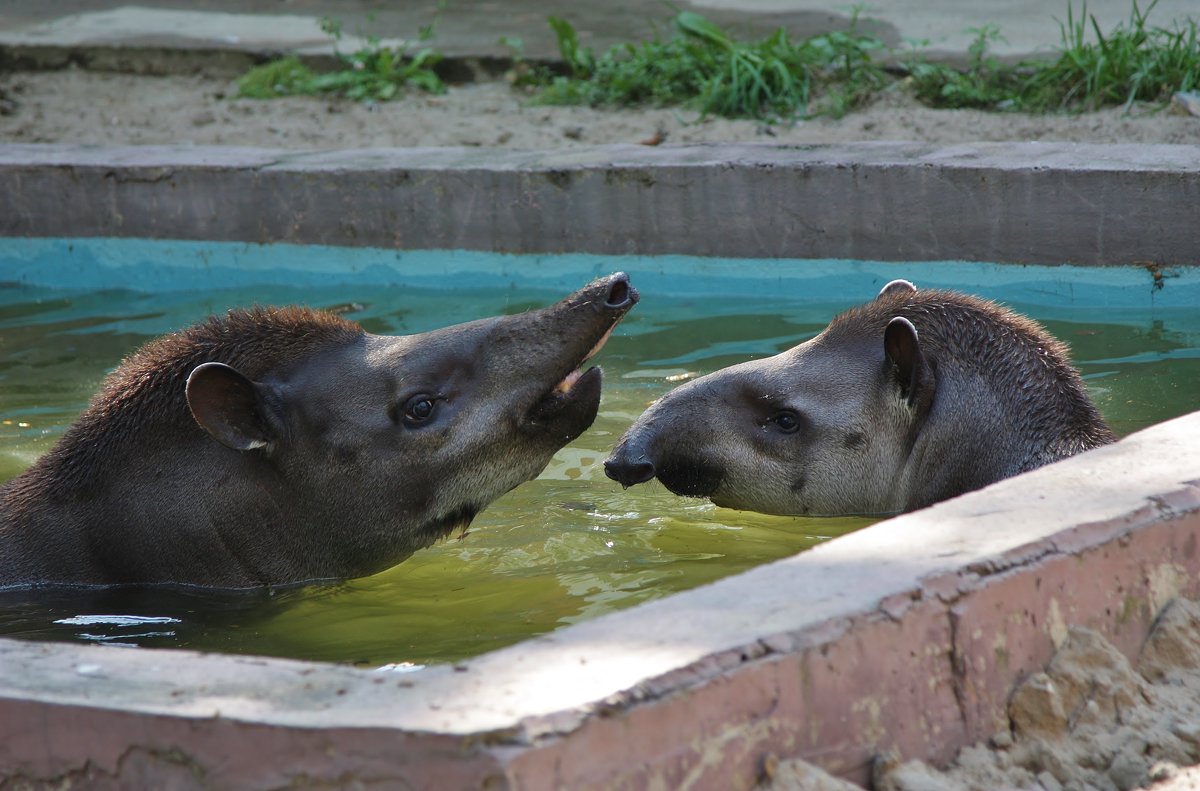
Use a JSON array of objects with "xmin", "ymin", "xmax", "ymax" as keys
[{"xmin": 2, "ymin": 142, "xmax": 1198, "ymax": 266}]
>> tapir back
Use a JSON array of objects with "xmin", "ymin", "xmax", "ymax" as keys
[
  {"xmin": 842, "ymin": 290, "xmax": 1113, "ymax": 467},
  {"xmin": 0, "ymin": 307, "xmax": 365, "ymax": 587}
]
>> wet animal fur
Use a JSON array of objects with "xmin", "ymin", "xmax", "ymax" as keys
[
  {"xmin": 1, "ymin": 271, "xmax": 636, "ymax": 587},
  {"xmin": 0, "ymin": 307, "xmax": 366, "ymax": 584},
  {"xmin": 829, "ymin": 288, "xmax": 1116, "ymax": 473},
  {"xmin": 11, "ymin": 307, "xmax": 363, "ymax": 499}
]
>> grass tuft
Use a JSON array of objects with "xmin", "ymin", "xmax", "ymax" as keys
[
  {"xmin": 533, "ymin": 9, "xmax": 887, "ymax": 120},
  {"xmin": 907, "ymin": 26, "xmax": 1026, "ymax": 109},
  {"xmin": 237, "ymin": 16, "xmax": 445, "ymax": 102},
  {"xmin": 905, "ymin": 0, "xmax": 1200, "ymax": 112},
  {"xmin": 1024, "ymin": 0, "xmax": 1200, "ymax": 111}
]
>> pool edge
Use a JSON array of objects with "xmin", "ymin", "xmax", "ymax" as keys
[
  {"xmin": 2, "ymin": 141, "xmax": 1199, "ymax": 266},
  {"xmin": 0, "ymin": 409, "xmax": 1197, "ymax": 788}
]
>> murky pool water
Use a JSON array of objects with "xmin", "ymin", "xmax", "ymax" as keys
[{"xmin": 0, "ymin": 264, "xmax": 1197, "ymax": 666}]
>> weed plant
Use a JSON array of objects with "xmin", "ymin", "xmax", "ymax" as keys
[
  {"xmin": 907, "ymin": 26, "xmax": 1027, "ymax": 109},
  {"xmin": 237, "ymin": 17, "xmax": 445, "ymax": 101},
  {"xmin": 535, "ymin": 10, "xmax": 886, "ymax": 120},
  {"xmin": 236, "ymin": 1, "xmax": 1196, "ymax": 118},
  {"xmin": 1023, "ymin": 0, "xmax": 1199, "ymax": 110},
  {"xmin": 536, "ymin": 1, "xmax": 1196, "ymax": 118},
  {"xmin": 907, "ymin": 0, "xmax": 1199, "ymax": 111},
  {"xmin": 801, "ymin": 16, "xmax": 889, "ymax": 117}
]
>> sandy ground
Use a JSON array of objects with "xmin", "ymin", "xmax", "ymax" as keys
[
  {"xmin": 1, "ymin": 69, "xmax": 1199, "ymax": 149},
  {"xmin": 764, "ymin": 597, "xmax": 1200, "ymax": 791}
]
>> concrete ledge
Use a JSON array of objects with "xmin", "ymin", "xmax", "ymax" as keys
[
  {"xmin": 0, "ymin": 43, "xmax": 515, "ymax": 82},
  {"xmin": 2, "ymin": 409, "xmax": 1198, "ymax": 788},
  {"xmin": 3, "ymin": 2, "xmax": 1198, "ymax": 74},
  {"xmin": 2, "ymin": 142, "xmax": 1199, "ymax": 265},
  {"xmin": 0, "ymin": 7, "xmax": 518, "ymax": 79}
]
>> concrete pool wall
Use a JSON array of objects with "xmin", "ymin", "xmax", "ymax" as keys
[
  {"xmin": 1, "ymin": 141, "xmax": 1199, "ymax": 789},
  {"xmin": 2, "ymin": 141, "xmax": 1198, "ymax": 266}
]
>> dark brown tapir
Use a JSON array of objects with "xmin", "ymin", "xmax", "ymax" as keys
[
  {"xmin": 0, "ymin": 273, "xmax": 638, "ymax": 588},
  {"xmin": 605, "ymin": 280, "xmax": 1115, "ymax": 517}
]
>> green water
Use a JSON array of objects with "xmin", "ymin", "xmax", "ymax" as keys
[{"xmin": 0, "ymin": 282, "xmax": 1196, "ymax": 666}]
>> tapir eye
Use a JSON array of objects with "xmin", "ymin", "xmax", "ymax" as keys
[
  {"xmin": 770, "ymin": 410, "xmax": 801, "ymax": 434},
  {"xmin": 399, "ymin": 394, "xmax": 439, "ymax": 426}
]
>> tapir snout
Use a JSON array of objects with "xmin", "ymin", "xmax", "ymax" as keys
[{"xmin": 604, "ymin": 385, "xmax": 726, "ymax": 498}]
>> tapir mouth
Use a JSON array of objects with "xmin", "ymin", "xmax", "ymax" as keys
[
  {"xmin": 654, "ymin": 458, "xmax": 725, "ymax": 499},
  {"xmin": 549, "ymin": 321, "xmax": 618, "ymax": 397},
  {"xmin": 525, "ymin": 335, "xmax": 610, "ymax": 426},
  {"xmin": 528, "ymin": 365, "xmax": 603, "ymax": 421},
  {"xmin": 524, "ymin": 274, "xmax": 637, "ymax": 431}
]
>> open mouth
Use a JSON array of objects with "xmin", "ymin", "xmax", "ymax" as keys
[
  {"xmin": 528, "ymin": 328, "xmax": 611, "ymax": 423},
  {"xmin": 544, "ymin": 274, "xmax": 636, "ymax": 400},
  {"xmin": 551, "ymin": 322, "xmax": 619, "ymax": 396}
]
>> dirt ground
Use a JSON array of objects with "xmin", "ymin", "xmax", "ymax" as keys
[
  {"xmin": 764, "ymin": 597, "xmax": 1200, "ymax": 791},
  {"xmin": 1, "ymin": 69, "xmax": 1199, "ymax": 149}
]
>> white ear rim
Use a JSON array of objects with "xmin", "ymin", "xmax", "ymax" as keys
[{"xmin": 878, "ymin": 279, "xmax": 917, "ymax": 299}]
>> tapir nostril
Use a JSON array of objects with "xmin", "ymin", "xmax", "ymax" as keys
[
  {"xmin": 603, "ymin": 457, "xmax": 657, "ymax": 488},
  {"xmin": 604, "ymin": 275, "xmax": 632, "ymax": 309}
]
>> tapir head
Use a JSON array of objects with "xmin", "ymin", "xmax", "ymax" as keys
[
  {"xmin": 605, "ymin": 278, "xmax": 1113, "ymax": 518},
  {"xmin": 605, "ymin": 281, "xmax": 948, "ymax": 517},
  {"xmin": 174, "ymin": 273, "xmax": 637, "ymax": 582}
]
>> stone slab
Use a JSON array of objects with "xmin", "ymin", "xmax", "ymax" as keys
[{"xmin": 2, "ymin": 1, "xmax": 1197, "ymax": 71}]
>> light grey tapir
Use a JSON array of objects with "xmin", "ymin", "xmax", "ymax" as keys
[
  {"xmin": 0, "ymin": 273, "xmax": 638, "ymax": 588},
  {"xmin": 604, "ymin": 280, "xmax": 1114, "ymax": 516}
]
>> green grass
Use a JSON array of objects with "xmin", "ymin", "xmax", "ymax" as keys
[
  {"xmin": 237, "ymin": 16, "xmax": 445, "ymax": 102},
  {"xmin": 1024, "ymin": 0, "xmax": 1199, "ymax": 110},
  {"xmin": 533, "ymin": 9, "xmax": 886, "ymax": 120},
  {"xmin": 906, "ymin": 0, "xmax": 1200, "ymax": 111},
  {"xmin": 906, "ymin": 25, "xmax": 1027, "ymax": 109},
  {"xmin": 236, "ymin": 2, "xmax": 1198, "ymax": 118},
  {"xmin": 532, "ymin": 2, "xmax": 1197, "ymax": 119}
]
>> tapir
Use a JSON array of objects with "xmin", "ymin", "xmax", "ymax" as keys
[
  {"xmin": 605, "ymin": 280, "xmax": 1114, "ymax": 516},
  {"xmin": 0, "ymin": 273, "xmax": 638, "ymax": 588}
]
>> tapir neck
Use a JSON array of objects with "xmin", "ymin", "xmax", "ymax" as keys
[
  {"xmin": 898, "ymin": 362, "xmax": 1114, "ymax": 511},
  {"xmin": 0, "ymin": 435, "xmax": 394, "ymax": 588}
]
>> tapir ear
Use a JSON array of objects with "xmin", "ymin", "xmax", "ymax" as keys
[
  {"xmin": 883, "ymin": 316, "xmax": 935, "ymax": 410},
  {"xmin": 186, "ymin": 362, "xmax": 281, "ymax": 451},
  {"xmin": 878, "ymin": 279, "xmax": 917, "ymax": 299}
]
